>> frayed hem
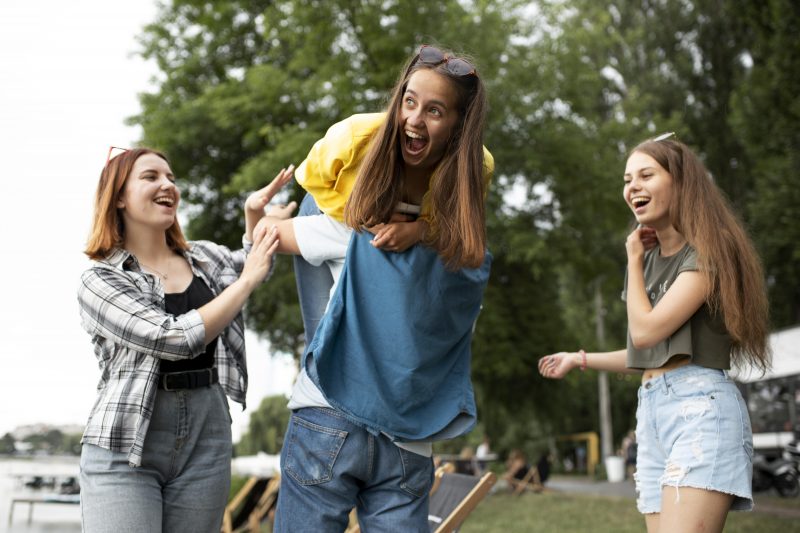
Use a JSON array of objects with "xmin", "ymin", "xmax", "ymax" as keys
[{"xmin": 660, "ymin": 482, "xmax": 753, "ymax": 511}]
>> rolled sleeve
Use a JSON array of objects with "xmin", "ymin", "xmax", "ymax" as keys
[{"xmin": 78, "ymin": 268, "xmax": 207, "ymax": 360}]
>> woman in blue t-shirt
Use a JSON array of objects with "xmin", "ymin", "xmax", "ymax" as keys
[{"xmin": 538, "ymin": 134, "xmax": 770, "ymax": 533}]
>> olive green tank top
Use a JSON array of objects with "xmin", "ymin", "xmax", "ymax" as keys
[{"xmin": 622, "ymin": 243, "xmax": 732, "ymax": 370}]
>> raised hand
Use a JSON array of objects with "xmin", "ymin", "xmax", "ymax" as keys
[{"xmin": 245, "ymin": 165, "xmax": 296, "ymax": 214}]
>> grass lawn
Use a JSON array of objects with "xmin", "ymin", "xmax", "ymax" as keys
[{"xmin": 459, "ymin": 491, "xmax": 800, "ymax": 533}]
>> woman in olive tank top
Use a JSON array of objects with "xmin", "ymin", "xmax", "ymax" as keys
[{"xmin": 538, "ymin": 134, "xmax": 770, "ymax": 533}]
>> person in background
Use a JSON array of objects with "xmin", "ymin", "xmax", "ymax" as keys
[
  {"xmin": 538, "ymin": 133, "xmax": 770, "ymax": 533},
  {"xmin": 77, "ymin": 147, "xmax": 291, "ymax": 533}
]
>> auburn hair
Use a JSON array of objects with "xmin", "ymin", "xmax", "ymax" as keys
[
  {"xmin": 344, "ymin": 47, "xmax": 489, "ymax": 269},
  {"xmin": 632, "ymin": 138, "xmax": 770, "ymax": 372},
  {"xmin": 84, "ymin": 148, "xmax": 189, "ymax": 260}
]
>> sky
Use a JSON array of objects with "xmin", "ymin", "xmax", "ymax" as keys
[{"xmin": 0, "ymin": 1, "xmax": 296, "ymax": 441}]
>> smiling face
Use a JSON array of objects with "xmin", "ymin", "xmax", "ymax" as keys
[
  {"xmin": 399, "ymin": 68, "xmax": 461, "ymax": 173},
  {"xmin": 623, "ymin": 150, "xmax": 674, "ymax": 228},
  {"xmin": 117, "ymin": 153, "xmax": 179, "ymax": 233}
]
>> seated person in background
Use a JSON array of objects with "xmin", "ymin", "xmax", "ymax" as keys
[
  {"xmin": 502, "ymin": 449, "xmax": 531, "ymax": 490},
  {"xmin": 456, "ymin": 446, "xmax": 479, "ymax": 476},
  {"xmin": 535, "ymin": 453, "xmax": 551, "ymax": 485}
]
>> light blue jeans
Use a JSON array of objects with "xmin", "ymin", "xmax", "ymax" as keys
[
  {"xmin": 274, "ymin": 407, "xmax": 434, "ymax": 532},
  {"xmin": 293, "ymin": 193, "xmax": 334, "ymax": 345},
  {"xmin": 634, "ymin": 365, "xmax": 753, "ymax": 514},
  {"xmin": 80, "ymin": 383, "xmax": 232, "ymax": 533}
]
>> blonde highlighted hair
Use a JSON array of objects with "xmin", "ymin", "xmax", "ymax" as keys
[{"xmin": 84, "ymin": 148, "xmax": 188, "ymax": 260}]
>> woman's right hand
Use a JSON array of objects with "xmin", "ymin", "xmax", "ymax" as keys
[
  {"xmin": 538, "ymin": 352, "xmax": 578, "ymax": 379},
  {"xmin": 240, "ymin": 223, "xmax": 280, "ymax": 287}
]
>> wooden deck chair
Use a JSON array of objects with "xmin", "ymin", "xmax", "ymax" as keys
[
  {"xmin": 242, "ymin": 475, "xmax": 281, "ymax": 532},
  {"xmin": 427, "ymin": 471, "xmax": 496, "ymax": 533},
  {"xmin": 222, "ymin": 476, "xmax": 265, "ymax": 533},
  {"xmin": 221, "ymin": 475, "xmax": 280, "ymax": 533},
  {"xmin": 345, "ymin": 464, "xmax": 458, "ymax": 533},
  {"xmin": 511, "ymin": 466, "xmax": 544, "ymax": 495}
]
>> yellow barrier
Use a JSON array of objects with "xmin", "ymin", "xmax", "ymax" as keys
[{"xmin": 556, "ymin": 432, "xmax": 600, "ymax": 476}]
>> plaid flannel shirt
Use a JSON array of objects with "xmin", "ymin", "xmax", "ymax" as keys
[{"xmin": 78, "ymin": 239, "xmax": 255, "ymax": 467}]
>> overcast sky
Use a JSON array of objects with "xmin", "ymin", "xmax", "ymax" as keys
[{"xmin": 0, "ymin": 1, "xmax": 295, "ymax": 441}]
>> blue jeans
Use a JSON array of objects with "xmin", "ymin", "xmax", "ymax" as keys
[
  {"xmin": 274, "ymin": 407, "xmax": 434, "ymax": 532},
  {"xmin": 293, "ymin": 193, "xmax": 335, "ymax": 345},
  {"xmin": 80, "ymin": 384, "xmax": 232, "ymax": 533}
]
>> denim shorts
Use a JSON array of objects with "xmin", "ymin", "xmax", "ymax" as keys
[{"xmin": 634, "ymin": 365, "xmax": 753, "ymax": 514}]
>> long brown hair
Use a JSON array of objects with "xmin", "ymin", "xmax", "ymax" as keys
[
  {"xmin": 632, "ymin": 138, "xmax": 770, "ymax": 371},
  {"xmin": 344, "ymin": 46, "xmax": 489, "ymax": 269},
  {"xmin": 84, "ymin": 148, "xmax": 189, "ymax": 260}
]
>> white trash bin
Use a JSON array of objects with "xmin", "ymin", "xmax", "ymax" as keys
[{"xmin": 605, "ymin": 456, "xmax": 625, "ymax": 482}]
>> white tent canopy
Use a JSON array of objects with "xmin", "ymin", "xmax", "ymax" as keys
[{"xmin": 734, "ymin": 325, "xmax": 800, "ymax": 383}]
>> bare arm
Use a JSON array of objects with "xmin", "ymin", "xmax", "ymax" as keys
[{"xmin": 538, "ymin": 349, "xmax": 636, "ymax": 379}]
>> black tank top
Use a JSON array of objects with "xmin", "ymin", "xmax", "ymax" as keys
[{"xmin": 161, "ymin": 275, "xmax": 217, "ymax": 373}]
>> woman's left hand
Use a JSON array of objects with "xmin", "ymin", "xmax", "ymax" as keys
[
  {"xmin": 626, "ymin": 226, "xmax": 657, "ymax": 260},
  {"xmin": 369, "ymin": 219, "xmax": 427, "ymax": 252}
]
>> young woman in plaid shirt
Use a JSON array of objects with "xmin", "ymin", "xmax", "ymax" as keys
[{"xmin": 78, "ymin": 147, "xmax": 291, "ymax": 533}]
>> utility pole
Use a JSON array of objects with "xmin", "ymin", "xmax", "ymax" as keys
[{"xmin": 595, "ymin": 279, "xmax": 614, "ymax": 459}]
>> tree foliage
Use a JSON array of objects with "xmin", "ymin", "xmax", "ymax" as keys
[
  {"xmin": 132, "ymin": 0, "xmax": 800, "ymax": 454},
  {"xmin": 235, "ymin": 394, "xmax": 291, "ymax": 455}
]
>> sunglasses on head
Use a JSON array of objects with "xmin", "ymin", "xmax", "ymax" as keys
[
  {"xmin": 416, "ymin": 45, "xmax": 477, "ymax": 77},
  {"xmin": 105, "ymin": 146, "xmax": 129, "ymax": 167}
]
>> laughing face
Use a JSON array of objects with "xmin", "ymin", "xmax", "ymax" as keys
[
  {"xmin": 623, "ymin": 151, "xmax": 674, "ymax": 228},
  {"xmin": 117, "ymin": 153, "xmax": 180, "ymax": 232},
  {"xmin": 399, "ymin": 69, "xmax": 461, "ymax": 173}
]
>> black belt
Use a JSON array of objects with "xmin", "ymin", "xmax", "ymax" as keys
[{"xmin": 159, "ymin": 367, "xmax": 218, "ymax": 391}]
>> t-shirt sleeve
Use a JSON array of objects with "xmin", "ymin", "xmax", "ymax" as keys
[
  {"xmin": 294, "ymin": 119, "xmax": 356, "ymax": 220},
  {"xmin": 678, "ymin": 247, "xmax": 698, "ymax": 274},
  {"xmin": 292, "ymin": 214, "xmax": 352, "ymax": 267}
]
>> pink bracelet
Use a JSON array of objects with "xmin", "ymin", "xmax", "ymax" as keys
[{"xmin": 579, "ymin": 349, "xmax": 587, "ymax": 371}]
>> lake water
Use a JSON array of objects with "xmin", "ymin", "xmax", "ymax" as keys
[{"xmin": 0, "ymin": 456, "xmax": 81, "ymax": 532}]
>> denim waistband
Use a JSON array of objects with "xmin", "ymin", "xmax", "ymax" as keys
[{"xmin": 641, "ymin": 364, "xmax": 727, "ymax": 394}]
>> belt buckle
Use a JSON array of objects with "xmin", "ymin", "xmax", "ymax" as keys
[
  {"xmin": 203, "ymin": 368, "xmax": 213, "ymax": 386},
  {"xmin": 161, "ymin": 373, "xmax": 176, "ymax": 392}
]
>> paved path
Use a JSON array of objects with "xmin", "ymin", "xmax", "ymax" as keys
[{"xmin": 545, "ymin": 475, "xmax": 636, "ymax": 499}]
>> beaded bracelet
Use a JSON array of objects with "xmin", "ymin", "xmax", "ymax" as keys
[{"xmin": 579, "ymin": 349, "xmax": 587, "ymax": 371}]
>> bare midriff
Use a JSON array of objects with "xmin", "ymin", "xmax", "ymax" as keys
[{"xmin": 641, "ymin": 355, "xmax": 691, "ymax": 383}]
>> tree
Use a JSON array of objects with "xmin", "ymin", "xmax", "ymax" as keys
[
  {"xmin": 0, "ymin": 432, "xmax": 15, "ymax": 454},
  {"xmin": 235, "ymin": 395, "xmax": 291, "ymax": 456},
  {"xmin": 732, "ymin": 0, "xmax": 800, "ymax": 327}
]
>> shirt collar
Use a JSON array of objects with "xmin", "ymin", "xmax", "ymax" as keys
[{"xmin": 102, "ymin": 245, "xmax": 207, "ymax": 272}]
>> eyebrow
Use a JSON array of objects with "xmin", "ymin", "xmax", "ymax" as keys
[
  {"xmin": 623, "ymin": 166, "xmax": 655, "ymax": 178},
  {"xmin": 139, "ymin": 168, "xmax": 175, "ymax": 179},
  {"xmin": 404, "ymin": 89, "xmax": 450, "ymax": 110}
]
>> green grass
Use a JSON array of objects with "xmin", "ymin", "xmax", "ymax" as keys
[
  {"xmin": 231, "ymin": 474, "xmax": 800, "ymax": 532},
  {"xmin": 459, "ymin": 491, "xmax": 800, "ymax": 533}
]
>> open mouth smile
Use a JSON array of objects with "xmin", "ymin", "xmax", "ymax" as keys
[
  {"xmin": 631, "ymin": 195, "xmax": 651, "ymax": 210},
  {"xmin": 154, "ymin": 195, "xmax": 175, "ymax": 208},
  {"xmin": 405, "ymin": 130, "xmax": 428, "ymax": 154}
]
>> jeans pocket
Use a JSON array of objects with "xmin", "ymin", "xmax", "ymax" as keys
[
  {"xmin": 397, "ymin": 447, "xmax": 434, "ymax": 498},
  {"xmin": 284, "ymin": 413, "xmax": 348, "ymax": 486}
]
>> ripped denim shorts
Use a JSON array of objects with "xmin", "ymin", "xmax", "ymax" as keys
[{"xmin": 634, "ymin": 364, "xmax": 754, "ymax": 514}]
